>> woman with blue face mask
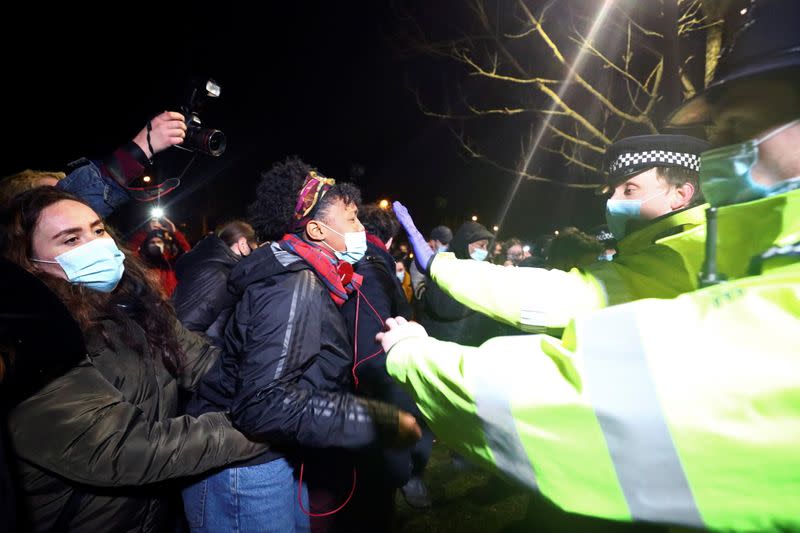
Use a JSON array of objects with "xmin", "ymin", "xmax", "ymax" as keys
[
  {"xmin": 0, "ymin": 187, "xmax": 267, "ymax": 533},
  {"xmin": 183, "ymin": 160, "xmax": 421, "ymax": 533}
]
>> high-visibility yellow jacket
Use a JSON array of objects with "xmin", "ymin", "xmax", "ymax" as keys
[
  {"xmin": 428, "ymin": 189, "xmax": 800, "ymax": 331},
  {"xmin": 386, "ymin": 191, "xmax": 800, "ymax": 531}
]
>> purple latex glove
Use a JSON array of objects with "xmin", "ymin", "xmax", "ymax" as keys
[{"xmin": 393, "ymin": 201, "xmax": 434, "ymax": 273}]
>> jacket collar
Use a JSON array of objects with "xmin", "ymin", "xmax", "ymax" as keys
[{"xmin": 618, "ymin": 203, "xmax": 708, "ymax": 255}]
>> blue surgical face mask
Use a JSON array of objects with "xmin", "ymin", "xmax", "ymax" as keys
[
  {"xmin": 699, "ymin": 120, "xmax": 800, "ymax": 207},
  {"xmin": 470, "ymin": 248, "xmax": 489, "ymax": 262},
  {"xmin": 32, "ymin": 238, "xmax": 125, "ymax": 292},
  {"xmin": 319, "ymin": 222, "xmax": 367, "ymax": 264},
  {"xmin": 396, "ymin": 271, "xmax": 406, "ymax": 282},
  {"xmin": 605, "ymin": 190, "xmax": 666, "ymax": 239},
  {"xmin": 437, "ymin": 245, "xmax": 448, "ymax": 253},
  {"xmin": 598, "ymin": 252, "xmax": 615, "ymax": 262}
]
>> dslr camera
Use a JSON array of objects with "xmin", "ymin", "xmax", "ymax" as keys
[{"xmin": 179, "ymin": 78, "xmax": 227, "ymax": 157}]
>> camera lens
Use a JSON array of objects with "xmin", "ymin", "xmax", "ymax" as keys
[
  {"xmin": 183, "ymin": 125, "xmax": 227, "ymax": 157},
  {"xmin": 206, "ymin": 130, "xmax": 226, "ymax": 156}
]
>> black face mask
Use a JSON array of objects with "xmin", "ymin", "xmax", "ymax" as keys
[{"xmin": 146, "ymin": 243, "xmax": 165, "ymax": 256}]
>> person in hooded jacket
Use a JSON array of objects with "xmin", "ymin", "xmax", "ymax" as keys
[
  {"xmin": 418, "ymin": 220, "xmax": 503, "ymax": 347},
  {"xmin": 128, "ymin": 217, "xmax": 191, "ymax": 298},
  {"xmin": 0, "ymin": 187, "xmax": 266, "ymax": 533},
  {"xmin": 172, "ymin": 220, "xmax": 258, "ymax": 343}
]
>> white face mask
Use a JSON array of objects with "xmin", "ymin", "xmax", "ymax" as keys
[
  {"xmin": 396, "ymin": 271, "xmax": 406, "ymax": 282},
  {"xmin": 317, "ymin": 222, "xmax": 368, "ymax": 264}
]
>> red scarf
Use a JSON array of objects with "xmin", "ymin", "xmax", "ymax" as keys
[
  {"xmin": 279, "ymin": 234, "xmax": 363, "ymax": 307},
  {"xmin": 366, "ymin": 233, "xmax": 386, "ymax": 251}
]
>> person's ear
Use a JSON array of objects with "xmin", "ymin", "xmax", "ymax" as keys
[
  {"xmin": 671, "ymin": 182, "xmax": 695, "ymax": 210},
  {"xmin": 305, "ymin": 220, "xmax": 326, "ymax": 242},
  {"xmin": 237, "ymin": 236, "xmax": 250, "ymax": 256}
]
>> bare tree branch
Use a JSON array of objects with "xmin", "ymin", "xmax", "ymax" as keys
[
  {"xmin": 569, "ymin": 32, "xmax": 653, "ymax": 96},
  {"xmin": 454, "ymin": 48, "xmax": 558, "ymax": 85},
  {"xmin": 452, "ymin": 128, "xmax": 599, "ymax": 189},
  {"xmin": 536, "ymin": 82, "xmax": 613, "ymax": 144},
  {"xmin": 403, "ymin": 0, "xmax": 714, "ymax": 187},
  {"xmin": 516, "ymin": 1, "xmax": 659, "ymax": 131},
  {"xmin": 466, "ymin": 103, "xmax": 530, "ymax": 116},
  {"xmin": 540, "ymin": 144, "xmax": 600, "ymax": 172},
  {"xmin": 545, "ymin": 124, "xmax": 606, "ymax": 153},
  {"xmin": 612, "ymin": 4, "xmax": 664, "ymax": 38}
]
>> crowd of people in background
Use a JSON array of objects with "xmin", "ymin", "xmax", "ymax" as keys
[{"xmin": 1, "ymin": 1, "xmax": 799, "ymax": 531}]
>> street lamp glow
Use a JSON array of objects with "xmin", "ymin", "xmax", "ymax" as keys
[
  {"xmin": 142, "ymin": 175, "xmax": 152, "ymax": 183},
  {"xmin": 378, "ymin": 199, "xmax": 390, "ymax": 210},
  {"xmin": 492, "ymin": 225, "xmax": 499, "ymax": 232},
  {"xmin": 554, "ymin": 230, "xmax": 560, "ymax": 236},
  {"xmin": 471, "ymin": 215, "xmax": 478, "ymax": 222}
]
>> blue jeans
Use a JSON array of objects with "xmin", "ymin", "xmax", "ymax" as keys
[{"xmin": 182, "ymin": 458, "xmax": 310, "ymax": 533}]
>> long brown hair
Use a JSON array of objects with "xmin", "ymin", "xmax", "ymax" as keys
[{"xmin": 0, "ymin": 187, "xmax": 184, "ymax": 374}]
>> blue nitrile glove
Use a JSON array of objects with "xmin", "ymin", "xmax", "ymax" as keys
[{"xmin": 393, "ymin": 201, "xmax": 434, "ymax": 273}]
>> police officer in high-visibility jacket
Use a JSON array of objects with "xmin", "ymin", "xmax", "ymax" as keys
[
  {"xmin": 379, "ymin": 1, "xmax": 800, "ymax": 531},
  {"xmin": 393, "ymin": 133, "xmax": 710, "ymax": 333}
]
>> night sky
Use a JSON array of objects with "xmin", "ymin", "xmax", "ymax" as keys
[{"xmin": 0, "ymin": 3, "xmax": 607, "ymax": 242}]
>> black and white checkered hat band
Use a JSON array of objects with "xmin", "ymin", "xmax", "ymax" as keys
[{"xmin": 609, "ymin": 150, "xmax": 700, "ymax": 174}]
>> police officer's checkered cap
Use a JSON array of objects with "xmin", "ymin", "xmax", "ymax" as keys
[{"xmin": 603, "ymin": 134, "xmax": 710, "ymax": 184}]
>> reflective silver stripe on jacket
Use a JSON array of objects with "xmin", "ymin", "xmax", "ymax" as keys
[
  {"xmin": 473, "ymin": 369, "xmax": 538, "ymax": 490},
  {"xmin": 579, "ymin": 304, "xmax": 705, "ymax": 528}
]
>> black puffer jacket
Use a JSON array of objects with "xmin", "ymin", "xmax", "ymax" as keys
[
  {"xmin": 341, "ymin": 238, "xmax": 412, "ymax": 397},
  {"xmin": 7, "ymin": 317, "xmax": 265, "ymax": 533},
  {"xmin": 340, "ymin": 239, "xmax": 423, "ymax": 490},
  {"xmin": 188, "ymin": 242, "xmax": 400, "ymax": 465},
  {"xmin": 172, "ymin": 235, "xmax": 240, "ymax": 343}
]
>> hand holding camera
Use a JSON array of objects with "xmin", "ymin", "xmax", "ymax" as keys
[
  {"xmin": 132, "ymin": 79, "xmax": 226, "ymax": 162},
  {"xmin": 178, "ymin": 79, "xmax": 226, "ymax": 157},
  {"xmin": 147, "ymin": 216, "xmax": 176, "ymax": 235},
  {"xmin": 133, "ymin": 111, "xmax": 187, "ymax": 159}
]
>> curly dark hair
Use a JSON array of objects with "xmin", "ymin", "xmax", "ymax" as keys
[
  {"xmin": 248, "ymin": 157, "xmax": 362, "ymax": 241},
  {"xmin": 313, "ymin": 182, "xmax": 361, "ymax": 225},
  {"xmin": 248, "ymin": 156, "xmax": 315, "ymax": 242},
  {"xmin": 0, "ymin": 187, "xmax": 184, "ymax": 375},
  {"xmin": 358, "ymin": 204, "xmax": 399, "ymax": 243}
]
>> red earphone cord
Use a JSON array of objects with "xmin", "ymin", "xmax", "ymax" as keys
[{"xmin": 297, "ymin": 287, "xmax": 386, "ymax": 517}]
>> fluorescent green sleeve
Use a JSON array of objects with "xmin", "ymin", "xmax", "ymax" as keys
[
  {"xmin": 384, "ymin": 334, "xmax": 512, "ymax": 469},
  {"xmin": 385, "ymin": 333, "xmax": 629, "ymax": 520},
  {"xmin": 429, "ymin": 253, "xmax": 606, "ymax": 331}
]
